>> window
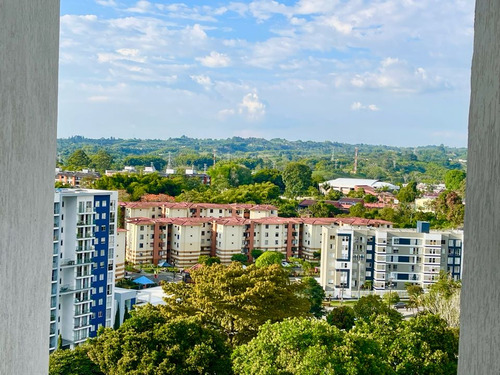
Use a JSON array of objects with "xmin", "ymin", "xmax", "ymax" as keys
[
  {"xmin": 101, "ymin": 225, "xmax": 106, "ymax": 231},
  {"xmin": 139, "ymin": 243, "xmax": 144, "ymax": 248},
  {"xmin": 95, "ymin": 201, "xmax": 100, "ymax": 208},
  {"xmin": 99, "ymin": 286, "xmax": 104, "ymax": 293},
  {"xmin": 98, "ymin": 311, "xmax": 103, "ymax": 318},
  {"xmin": 140, "ymin": 226, "xmax": 144, "ymax": 231},
  {"xmin": 139, "ymin": 234, "xmax": 144, "ymax": 240},
  {"xmin": 275, "ymin": 240, "xmax": 279, "ymax": 245},
  {"xmin": 102, "ymin": 201, "xmax": 107, "ymax": 207}
]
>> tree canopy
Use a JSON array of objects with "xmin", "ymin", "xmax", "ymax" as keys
[
  {"xmin": 87, "ymin": 305, "xmax": 232, "ymax": 375},
  {"xmin": 232, "ymin": 318, "xmax": 392, "ymax": 375},
  {"xmin": 161, "ymin": 263, "xmax": 310, "ymax": 345},
  {"xmin": 254, "ymin": 251, "xmax": 284, "ymax": 268},
  {"xmin": 282, "ymin": 162, "xmax": 313, "ymax": 198}
]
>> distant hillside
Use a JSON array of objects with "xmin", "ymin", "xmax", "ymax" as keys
[{"xmin": 57, "ymin": 136, "xmax": 467, "ymax": 184}]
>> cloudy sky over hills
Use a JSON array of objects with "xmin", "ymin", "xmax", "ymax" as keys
[{"xmin": 58, "ymin": 0, "xmax": 474, "ymax": 146}]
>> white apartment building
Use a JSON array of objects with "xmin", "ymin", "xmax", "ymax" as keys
[
  {"xmin": 320, "ymin": 222, "xmax": 463, "ymax": 298},
  {"xmin": 115, "ymin": 228, "xmax": 126, "ymax": 280},
  {"xmin": 50, "ymin": 189, "xmax": 117, "ymax": 352}
]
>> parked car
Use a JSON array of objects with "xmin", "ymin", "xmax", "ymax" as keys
[{"xmin": 394, "ymin": 302, "xmax": 407, "ymax": 309}]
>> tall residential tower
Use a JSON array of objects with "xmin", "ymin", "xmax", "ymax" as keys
[{"xmin": 50, "ymin": 189, "xmax": 117, "ymax": 351}]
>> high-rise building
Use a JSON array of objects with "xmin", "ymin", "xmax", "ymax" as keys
[
  {"xmin": 50, "ymin": 189, "xmax": 117, "ymax": 351},
  {"xmin": 320, "ymin": 223, "xmax": 463, "ymax": 298}
]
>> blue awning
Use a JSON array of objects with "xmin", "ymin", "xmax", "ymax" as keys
[
  {"xmin": 158, "ymin": 261, "xmax": 173, "ymax": 267},
  {"xmin": 133, "ymin": 276, "xmax": 155, "ymax": 285}
]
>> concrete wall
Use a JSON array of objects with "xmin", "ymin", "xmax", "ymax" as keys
[
  {"xmin": 0, "ymin": 1, "xmax": 59, "ymax": 374},
  {"xmin": 458, "ymin": 1, "xmax": 500, "ymax": 373}
]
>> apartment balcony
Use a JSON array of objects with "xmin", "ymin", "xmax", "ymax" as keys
[
  {"xmin": 76, "ymin": 258, "xmax": 93, "ymax": 265},
  {"xmin": 59, "ymin": 284, "xmax": 91, "ymax": 294},
  {"xmin": 74, "ymin": 297, "xmax": 92, "ymax": 304},
  {"xmin": 60, "ymin": 259, "xmax": 77, "ymax": 267},
  {"xmin": 76, "ymin": 246, "xmax": 94, "ymax": 252},
  {"xmin": 74, "ymin": 308, "xmax": 91, "ymax": 317}
]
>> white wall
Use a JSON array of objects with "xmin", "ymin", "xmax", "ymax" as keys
[
  {"xmin": 458, "ymin": 1, "xmax": 500, "ymax": 373},
  {"xmin": 0, "ymin": 1, "xmax": 60, "ymax": 373}
]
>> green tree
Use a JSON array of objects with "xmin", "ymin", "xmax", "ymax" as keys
[
  {"xmin": 232, "ymin": 318, "xmax": 392, "ymax": 375},
  {"xmin": 387, "ymin": 313, "xmax": 459, "ymax": 374},
  {"xmin": 397, "ymin": 181, "xmax": 419, "ymax": 203},
  {"xmin": 198, "ymin": 255, "xmax": 221, "ymax": 266},
  {"xmin": 383, "ymin": 291, "xmax": 401, "ymax": 306},
  {"xmin": 326, "ymin": 306, "xmax": 356, "ymax": 331},
  {"xmin": 353, "ymin": 295, "xmax": 402, "ymax": 324},
  {"xmin": 444, "ymin": 169, "xmax": 466, "ymax": 191},
  {"xmin": 88, "ymin": 305, "xmax": 232, "ymax": 375},
  {"xmin": 231, "ymin": 253, "xmax": 248, "ymax": 264},
  {"xmin": 308, "ymin": 201, "xmax": 339, "ymax": 217},
  {"xmin": 282, "ymin": 162, "xmax": 313, "ymax": 198},
  {"xmin": 254, "ymin": 251, "xmax": 284, "ymax": 268},
  {"xmin": 250, "ymin": 249, "xmax": 264, "ymax": 260},
  {"xmin": 57, "ymin": 334, "xmax": 62, "ymax": 350},
  {"xmin": 277, "ymin": 200, "xmax": 299, "ymax": 217},
  {"xmin": 405, "ymin": 284, "xmax": 424, "ymax": 310},
  {"xmin": 433, "ymin": 191, "xmax": 465, "ymax": 227},
  {"xmin": 349, "ymin": 202, "xmax": 366, "ymax": 217},
  {"xmin": 208, "ymin": 162, "xmax": 252, "ymax": 190},
  {"xmin": 325, "ymin": 189, "xmax": 343, "ymax": 201},
  {"xmin": 65, "ymin": 149, "xmax": 92, "ymax": 170},
  {"xmin": 301, "ymin": 277, "xmax": 325, "ymax": 318},
  {"xmin": 91, "ymin": 149, "xmax": 114, "ymax": 172},
  {"xmin": 49, "ymin": 345, "xmax": 103, "ymax": 375},
  {"xmin": 253, "ymin": 168, "xmax": 285, "ymax": 192},
  {"xmin": 162, "ymin": 263, "xmax": 310, "ymax": 344},
  {"xmin": 421, "ymin": 271, "xmax": 461, "ymax": 327}
]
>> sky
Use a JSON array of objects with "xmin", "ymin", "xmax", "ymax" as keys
[{"xmin": 58, "ymin": 0, "xmax": 474, "ymax": 147}]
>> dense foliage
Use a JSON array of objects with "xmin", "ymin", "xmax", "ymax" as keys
[
  {"xmin": 161, "ymin": 263, "xmax": 311, "ymax": 345},
  {"xmin": 50, "ymin": 268, "xmax": 459, "ymax": 375}
]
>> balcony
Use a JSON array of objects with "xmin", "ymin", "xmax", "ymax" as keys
[
  {"xmin": 59, "ymin": 284, "xmax": 91, "ymax": 294},
  {"xmin": 60, "ymin": 259, "xmax": 76, "ymax": 267},
  {"xmin": 74, "ymin": 308, "xmax": 91, "ymax": 317}
]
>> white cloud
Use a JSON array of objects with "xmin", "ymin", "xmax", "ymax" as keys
[
  {"xmin": 197, "ymin": 51, "xmax": 231, "ymax": 68},
  {"xmin": 126, "ymin": 1, "xmax": 153, "ymax": 14},
  {"xmin": 88, "ymin": 96, "xmax": 110, "ymax": 102},
  {"xmin": 95, "ymin": 0, "xmax": 117, "ymax": 7},
  {"xmin": 190, "ymin": 74, "xmax": 213, "ymax": 88},
  {"xmin": 238, "ymin": 93, "xmax": 266, "ymax": 120},
  {"xmin": 217, "ymin": 108, "xmax": 236, "ymax": 120},
  {"xmin": 351, "ymin": 102, "xmax": 380, "ymax": 111},
  {"xmin": 345, "ymin": 58, "xmax": 450, "ymax": 93}
]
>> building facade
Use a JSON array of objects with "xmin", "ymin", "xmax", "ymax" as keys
[
  {"xmin": 123, "ymin": 202, "xmax": 392, "ymax": 269},
  {"xmin": 50, "ymin": 189, "xmax": 117, "ymax": 352},
  {"xmin": 320, "ymin": 223, "xmax": 463, "ymax": 298}
]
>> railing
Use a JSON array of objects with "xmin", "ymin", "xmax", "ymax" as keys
[{"xmin": 60, "ymin": 259, "xmax": 76, "ymax": 267}]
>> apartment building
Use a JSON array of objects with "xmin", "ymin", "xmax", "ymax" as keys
[
  {"xmin": 115, "ymin": 228, "xmax": 126, "ymax": 280},
  {"xmin": 319, "ymin": 222, "xmax": 463, "ymax": 298},
  {"xmin": 124, "ymin": 201, "xmax": 392, "ymax": 268},
  {"xmin": 50, "ymin": 189, "xmax": 117, "ymax": 352}
]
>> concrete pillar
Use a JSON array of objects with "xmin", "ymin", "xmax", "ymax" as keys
[
  {"xmin": 458, "ymin": 1, "xmax": 500, "ymax": 373},
  {"xmin": 0, "ymin": 1, "xmax": 60, "ymax": 374}
]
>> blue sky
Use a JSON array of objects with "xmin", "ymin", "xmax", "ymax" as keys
[{"xmin": 58, "ymin": 0, "xmax": 474, "ymax": 146}]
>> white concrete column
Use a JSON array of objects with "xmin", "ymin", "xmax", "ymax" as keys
[
  {"xmin": 0, "ymin": 1, "xmax": 60, "ymax": 374},
  {"xmin": 459, "ymin": 1, "xmax": 500, "ymax": 373}
]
